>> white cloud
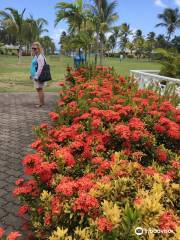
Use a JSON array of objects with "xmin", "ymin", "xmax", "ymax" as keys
[
  {"xmin": 174, "ymin": 0, "xmax": 180, "ymax": 7},
  {"xmin": 154, "ymin": 0, "xmax": 168, "ymax": 8}
]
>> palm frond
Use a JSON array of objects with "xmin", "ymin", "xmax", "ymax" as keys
[{"xmin": 155, "ymin": 23, "xmax": 168, "ymax": 28}]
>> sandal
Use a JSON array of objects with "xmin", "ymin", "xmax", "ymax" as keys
[{"xmin": 35, "ymin": 104, "xmax": 43, "ymax": 108}]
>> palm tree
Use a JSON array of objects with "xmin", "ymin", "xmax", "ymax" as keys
[
  {"xmin": 156, "ymin": 8, "xmax": 180, "ymax": 42},
  {"xmin": 91, "ymin": 0, "xmax": 118, "ymax": 65},
  {"xmin": 156, "ymin": 34, "xmax": 168, "ymax": 48},
  {"xmin": 60, "ymin": 33, "xmax": 75, "ymax": 56},
  {"xmin": 171, "ymin": 36, "xmax": 180, "ymax": 53},
  {"xmin": 40, "ymin": 36, "xmax": 55, "ymax": 55},
  {"xmin": 126, "ymin": 42, "xmax": 134, "ymax": 55},
  {"xmin": 133, "ymin": 30, "xmax": 144, "ymax": 59},
  {"xmin": 134, "ymin": 29, "xmax": 143, "ymax": 39},
  {"xmin": 55, "ymin": 0, "xmax": 86, "ymax": 57},
  {"xmin": 108, "ymin": 35, "xmax": 116, "ymax": 54},
  {"xmin": 0, "ymin": 7, "xmax": 26, "ymax": 59},
  {"xmin": 119, "ymin": 23, "xmax": 132, "ymax": 53},
  {"xmin": 147, "ymin": 31, "xmax": 156, "ymax": 41},
  {"xmin": 36, "ymin": 18, "xmax": 48, "ymax": 37},
  {"xmin": 80, "ymin": 19, "xmax": 97, "ymax": 61},
  {"xmin": 145, "ymin": 32, "xmax": 156, "ymax": 60},
  {"xmin": 23, "ymin": 15, "xmax": 48, "ymax": 54},
  {"xmin": 109, "ymin": 25, "xmax": 120, "ymax": 53},
  {"xmin": 55, "ymin": 0, "xmax": 85, "ymax": 33}
]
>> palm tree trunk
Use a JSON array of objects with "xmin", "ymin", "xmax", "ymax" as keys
[
  {"xmin": 85, "ymin": 50, "xmax": 87, "ymax": 63},
  {"xmin": 88, "ymin": 46, "xmax": 91, "ymax": 61},
  {"xmin": 18, "ymin": 44, "xmax": 22, "ymax": 63},
  {"xmin": 100, "ymin": 40, "xmax": 103, "ymax": 65},
  {"xmin": 167, "ymin": 32, "xmax": 172, "ymax": 43},
  {"xmin": 95, "ymin": 31, "xmax": 99, "ymax": 65}
]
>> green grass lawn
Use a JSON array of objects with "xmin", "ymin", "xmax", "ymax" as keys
[{"xmin": 0, "ymin": 55, "xmax": 161, "ymax": 92}]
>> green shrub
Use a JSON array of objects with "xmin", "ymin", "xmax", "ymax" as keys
[
  {"xmin": 160, "ymin": 62, "xmax": 177, "ymax": 78},
  {"xmin": 155, "ymin": 48, "xmax": 180, "ymax": 78}
]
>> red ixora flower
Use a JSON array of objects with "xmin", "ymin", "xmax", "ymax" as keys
[
  {"xmin": 128, "ymin": 117, "xmax": 145, "ymax": 130},
  {"xmin": 156, "ymin": 147, "xmax": 167, "ymax": 162},
  {"xmin": 55, "ymin": 147, "xmax": 75, "ymax": 167},
  {"xmin": 49, "ymin": 112, "xmax": 59, "ymax": 121},
  {"xmin": 97, "ymin": 217, "xmax": 113, "ymax": 232},
  {"xmin": 7, "ymin": 232, "xmax": 21, "ymax": 240},
  {"xmin": 51, "ymin": 196, "xmax": 61, "ymax": 215},
  {"xmin": 143, "ymin": 166, "xmax": 157, "ymax": 176},
  {"xmin": 0, "ymin": 227, "xmax": 4, "ymax": 237},
  {"xmin": 44, "ymin": 214, "xmax": 51, "ymax": 226},
  {"xmin": 119, "ymin": 76, "xmax": 125, "ymax": 83},
  {"xmin": 15, "ymin": 178, "xmax": 24, "ymax": 186},
  {"xmin": 134, "ymin": 197, "xmax": 142, "ymax": 206},
  {"xmin": 39, "ymin": 123, "xmax": 48, "ymax": 129},
  {"xmin": 159, "ymin": 212, "xmax": 177, "ymax": 232},
  {"xmin": 56, "ymin": 179, "xmax": 76, "ymax": 196},
  {"xmin": 172, "ymin": 161, "xmax": 180, "ymax": 168},
  {"xmin": 73, "ymin": 193, "xmax": 99, "ymax": 213},
  {"xmin": 22, "ymin": 154, "xmax": 42, "ymax": 175},
  {"xmin": 13, "ymin": 179, "xmax": 39, "ymax": 197},
  {"xmin": 114, "ymin": 124, "xmax": 131, "ymax": 140},
  {"xmin": 18, "ymin": 204, "xmax": 29, "ymax": 217}
]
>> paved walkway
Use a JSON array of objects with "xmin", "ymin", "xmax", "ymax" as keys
[{"xmin": 0, "ymin": 93, "xmax": 58, "ymax": 234}]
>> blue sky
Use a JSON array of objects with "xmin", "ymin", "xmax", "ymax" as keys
[{"xmin": 0, "ymin": 0, "xmax": 180, "ymax": 48}]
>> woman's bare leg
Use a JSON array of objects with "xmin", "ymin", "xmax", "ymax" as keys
[{"xmin": 36, "ymin": 88, "xmax": 44, "ymax": 106}]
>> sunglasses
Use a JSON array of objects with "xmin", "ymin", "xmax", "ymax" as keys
[{"xmin": 32, "ymin": 47, "xmax": 37, "ymax": 50}]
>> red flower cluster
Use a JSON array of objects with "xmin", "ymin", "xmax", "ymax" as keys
[
  {"xmin": 22, "ymin": 153, "xmax": 57, "ymax": 183},
  {"xmin": 13, "ymin": 66, "xmax": 179, "ymax": 238},
  {"xmin": 154, "ymin": 117, "xmax": 180, "ymax": 139},
  {"xmin": 156, "ymin": 147, "xmax": 168, "ymax": 162},
  {"xmin": 73, "ymin": 193, "xmax": 99, "ymax": 213},
  {"xmin": 0, "ymin": 228, "xmax": 21, "ymax": 240},
  {"xmin": 55, "ymin": 147, "xmax": 76, "ymax": 167},
  {"xmin": 18, "ymin": 204, "xmax": 29, "ymax": 217},
  {"xmin": 13, "ymin": 179, "xmax": 39, "ymax": 197},
  {"xmin": 159, "ymin": 212, "xmax": 178, "ymax": 232},
  {"xmin": 49, "ymin": 112, "xmax": 59, "ymax": 121},
  {"xmin": 97, "ymin": 217, "xmax": 113, "ymax": 232}
]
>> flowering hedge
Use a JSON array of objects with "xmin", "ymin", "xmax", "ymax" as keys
[
  {"xmin": 13, "ymin": 66, "xmax": 180, "ymax": 239},
  {"xmin": 0, "ymin": 228, "xmax": 21, "ymax": 240}
]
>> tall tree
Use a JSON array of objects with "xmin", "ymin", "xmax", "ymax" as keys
[
  {"xmin": 156, "ymin": 8, "xmax": 180, "ymax": 42},
  {"xmin": 40, "ymin": 36, "xmax": 55, "ymax": 55},
  {"xmin": 23, "ymin": 16, "xmax": 48, "ymax": 53},
  {"xmin": 156, "ymin": 34, "xmax": 168, "ymax": 49},
  {"xmin": 147, "ymin": 31, "xmax": 156, "ymax": 41},
  {"xmin": 144, "ymin": 31, "xmax": 156, "ymax": 60},
  {"xmin": 55, "ymin": 0, "xmax": 85, "ymax": 33},
  {"xmin": 171, "ymin": 36, "xmax": 180, "ymax": 53},
  {"xmin": 0, "ymin": 7, "xmax": 26, "ymax": 59},
  {"xmin": 133, "ymin": 30, "xmax": 144, "ymax": 59},
  {"xmin": 125, "ymin": 41, "xmax": 134, "ymax": 55},
  {"xmin": 55, "ymin": 0, "xmax": 86, "ymax": 57},
  {"xmin": 108, "ymin": 25, "xmax": 120, "ymax": 53},
  {"xmin": 119, "ymin": 23, "xmax": 132, "ymax": 53},
  {"xmin": 91, "ymin": 0, "xmax": 118, "ymax": 65},
  {"xmin": 134, "ymin": 29, "xmax": 143, "ymax": 39}
]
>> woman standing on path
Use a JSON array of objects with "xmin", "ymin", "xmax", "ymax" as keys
[{"xmin": 30, "ymin": 42, "xmax": 46, "ymax": 107}]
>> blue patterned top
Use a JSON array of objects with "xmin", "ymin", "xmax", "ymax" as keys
[{"xmin": 30, "ymin": 56, "xmax": 38, "ymax": 78}]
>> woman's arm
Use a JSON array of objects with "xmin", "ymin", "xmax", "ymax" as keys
[{"xmin": 34, "ymin": 55, "xmax": 45, "ymax": 79}]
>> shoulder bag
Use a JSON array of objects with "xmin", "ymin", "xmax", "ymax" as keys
[{"xmin": 38, "ymin": 56, "xmax": 52, "ymax": 82}]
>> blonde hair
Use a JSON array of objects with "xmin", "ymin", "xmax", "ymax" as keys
[{"xmin": 32, "ymin": 42, "xmax": 43, "ymax": 54}]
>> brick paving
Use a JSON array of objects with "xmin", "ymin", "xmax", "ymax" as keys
[{"xmin": 0, "ymin": 93, "xmax": 58, "ymax": 234}]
